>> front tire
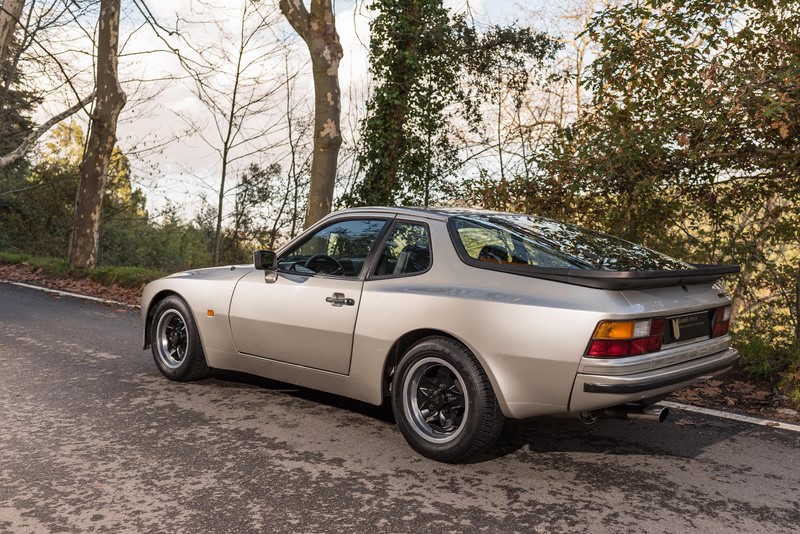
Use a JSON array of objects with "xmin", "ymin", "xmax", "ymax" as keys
[
  {"xmin": 392, "ymin": 337, "xmax": 504, "ymax": 462},
  {"xmin": 150, "ymin": 296, "xmax": 210, "ymax": 381}
]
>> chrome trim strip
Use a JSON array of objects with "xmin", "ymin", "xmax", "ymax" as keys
[
  {"xmin": 579, "ymin": 336, "xmax": 731, "ymax": 376},
  {"xmin": 580, "ymin": 348, "xmax": 739, "ymax": 394}
]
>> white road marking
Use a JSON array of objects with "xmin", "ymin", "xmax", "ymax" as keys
[
  {"xmin": 0, "ymin": 280, "xmax": 140, "ymax": 309},
  {"xmin": 662, "ymin": 401, "xmax": 800, "ymax": 433}
]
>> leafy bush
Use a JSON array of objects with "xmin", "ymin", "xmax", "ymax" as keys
[
  {"xmin": 0, "ymin": 250, "xmax": 163, "ymax": 288},
  {"xmin": 777, "ymin": 347, "xmax": 800, "ymax": 409},
  {"xmin": 733, "ymin": 330, "xmax": 777, "ymax": 383},
  {"xmin": 0, "ymin": 250, "xmax": 70, "ymax": 277},
  {"xmin": 734, "ymin": 328, "xmax": 800, "ymax": 409}
]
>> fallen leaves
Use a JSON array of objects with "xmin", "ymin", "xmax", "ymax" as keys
[
  {"xmin": 670, "ymin": 372, "xmax": 800, "ymax": 424},
  {"xmin": 0, "ymin": 263, "xmax": 141, "ymax": 307}
]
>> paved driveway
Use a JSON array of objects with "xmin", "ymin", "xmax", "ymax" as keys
[{"xmin": 1, "ymin": 283, "xmax": 798, "ymax": 533}]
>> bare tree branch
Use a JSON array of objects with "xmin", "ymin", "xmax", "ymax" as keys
[
  {"xmin": 279, "ymin": 0, "xmax": 311, "ymax": 40},
  {"xmin": 0, "ymin": 90, "xmax": 95, "ymax": 169}
]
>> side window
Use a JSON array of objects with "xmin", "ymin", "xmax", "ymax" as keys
[
  {"xmin": 454, "ymin": 218, "xmax": 576, "ymax": 268},
  {"xmin": 373, "ymin": 223, "xmax": 431, "ymax": 276},
  {"xmin": 280, "ymin": 219, "xmax": 387, "ymax": 277},
  {"xmin": 456, "ymin": 226, "xmax": 512, "ymax": 263}
]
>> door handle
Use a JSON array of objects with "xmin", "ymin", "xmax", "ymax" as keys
[{"xmin": 326, "ymin": 292, "xmax": 355, "ymax": 307}]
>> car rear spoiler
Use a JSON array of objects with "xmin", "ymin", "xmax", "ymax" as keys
[{"xmin": 464, "ymin": 262, "xmax": 741, "ymax": 290}]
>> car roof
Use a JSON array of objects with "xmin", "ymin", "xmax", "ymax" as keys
[{"xmin": 331, "ymin": 206, "xmax": 517, "ymax": 222}]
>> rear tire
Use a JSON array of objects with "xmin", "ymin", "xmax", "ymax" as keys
[
  {"xmin": 391, "ymin": 336, "xmax": 504, "ymax": 463},
  {"xmin": 150, "ymin": 296, "xmax": 210, "ymax": 381}
]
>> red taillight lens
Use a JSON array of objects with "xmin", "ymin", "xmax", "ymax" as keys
[
  {"xmin": 588, "ymin": 340, "xmax": 631, "ymax": 357},
  {"xmin": 586, "ymin": 318, "xmax": 664, "ymax": 358},
  {"xmin": 711, "ymin": 305, "xmax": 731, "ymax": 337},
  {"xmin": 629, "ymin": 335, "xmax": 663, "ymax": 355},
  {"xmin": 650, "ymin": 318, "xmax": 665, "ymax": 336}
]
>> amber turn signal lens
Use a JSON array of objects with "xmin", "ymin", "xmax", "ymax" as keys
[
  {"xmin": 593, "ymin": 321, "xmax": 634, "ymax": 339},
  {"xmin": 587, "ymin": 318, "xmax": 664, "ymax": 357},
  {"xmin": 207, "ymin": 310, "xmax": 215, "ymax": 317}
]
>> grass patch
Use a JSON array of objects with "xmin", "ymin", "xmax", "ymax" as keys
[
  {"xmin": 0, "ymin": 250, "xmax": 164, "ymax": 288},
  {"xmin": 777, "ymin": 347, "xmax": 800, "ymax": 410},
  {"xmin": 735, "ymin": 328, "xmax": 800, "ymax": 409},
  {"xmin": 86, "ymin": 265, "xmax": 164, "ymax": 288},
  {"xmin": 0, "ymin": 250, "xmax": 70, "ymax": 277},
  {"xmin": 733, "ymin": 332, "xmax": 777, "ymax": 383}
]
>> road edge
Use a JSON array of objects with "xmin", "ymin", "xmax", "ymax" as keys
[
  {"xmin": 662, "ymin": 401, "xmax": 800, "ymax": 433},
  {"xmin": 0, "ymin": 279, "xmax": 140, "ymax": 309}
]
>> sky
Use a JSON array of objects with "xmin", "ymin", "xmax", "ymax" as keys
[{"xmin": 36, "ymin": 0, "xmax": 551, "ymax": 219}]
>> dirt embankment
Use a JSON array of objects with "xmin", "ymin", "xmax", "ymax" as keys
[{"xmin": 0, "ymin": 263, "xmax": 142, "ymax": 307}]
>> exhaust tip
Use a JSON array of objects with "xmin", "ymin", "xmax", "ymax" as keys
[{"xmin": 647, "ymin": 406, "xmax": 669, "ymax": 423}]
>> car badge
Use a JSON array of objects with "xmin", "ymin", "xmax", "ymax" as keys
[{"xmin": 671, "ymin": 319, "xmax": 681, "ymax": 340}]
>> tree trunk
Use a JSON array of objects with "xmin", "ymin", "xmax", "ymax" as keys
[
  {"xmin": 279, "ymin": 0, "xmax": 342, "ymax": 229},
  {"xmin": 795, "ymin": 274, "xmax": 800, "ymax": 344},
  {"xmin": 68, "ymin": 0, "xmax": 126, "ymax": 269},
  {"xmin": 0, "ymin": 0, "xmax": 23, "ymax": 67}
]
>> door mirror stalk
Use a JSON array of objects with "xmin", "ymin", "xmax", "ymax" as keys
[{"xmin": 254, "ymin": 250, "xmax": 278, "ymax": 283}]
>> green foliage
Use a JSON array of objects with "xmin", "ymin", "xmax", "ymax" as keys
[
  {"xmin": 0, "ymin": 124, "xmax": 230, "ymax": 273},
  {"xmin": 534, "ymin": 0, "xmax": 800, "ymax": 352},
  {"xmin": 452, "ymin": 0, "xmax": 800, "ymax": 394},
  {"xmin": 736, "ymin": 328, "xmax": 800, "ymax": 408},
  {"xmin": 0, "ymin": 38, "xmax": 39, "ymax": 221},
  {"xmin": 1, "ymin": 123, "xmax": 146, "ymax": 260},
  {"xmin": 0, "ymin": 38, "xmax": 38, "ymax": 179},
  {"xmin": 0, "ymin": 250, "xmax": 69, "ymax": 277},
  {"xmin": 86, "ymin": 265, "xmax": 165, "ymax": 288},
  {"xmin": 0, "ymin": 158, "xmax": 80, "ymax": 256},
  {"xmin": 734, "ymin": 330, "xmax": 778, "ymax": 382},
  {"xmin": 350, "ymin": 0, "xmax": 558, "ymax": 207},
  {"xmin": 0, "ymin": 250, "xmax": 164, "ymax": 288},
  {"xmin": 229, "ymin": 162, "xmax": 281, "ymax": 254},
  {"xmin": 350, "ymin": 0, "xmax": 464, "ymax": 207}
]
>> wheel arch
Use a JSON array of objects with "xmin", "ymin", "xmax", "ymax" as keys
[
  {"xmin": 143, "ymin": 289, "xmax": 182, "ymax": 349},
  {"xmin": 381, "ymin": 328, "xmax": 506, "ymax": 409}
]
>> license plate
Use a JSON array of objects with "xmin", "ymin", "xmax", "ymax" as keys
[{"xmin": 663, "ymin": 311, "xmax": 710, "ymax": 344}]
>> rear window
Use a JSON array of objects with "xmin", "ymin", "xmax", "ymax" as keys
[{"xmin": 450, "ymin": 214, "xmax": 691, "ymax": 271}]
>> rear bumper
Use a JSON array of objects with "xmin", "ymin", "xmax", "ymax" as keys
[{"xmin": 569, "ymin": 338, "xmax": 738, "ymax": 413}]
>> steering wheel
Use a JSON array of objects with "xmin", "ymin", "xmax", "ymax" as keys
[{"xmin": 304, "ymin": 254, "xmax": 344, "ymax": 276}]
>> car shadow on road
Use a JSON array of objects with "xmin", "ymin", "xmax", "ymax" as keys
[
  {"xmin": 208, "ymin": 369, "xmax": 397, "ymax": 424},
  {"xmin": 478, "ymin": 414, "xmax": 753, "ymax": 463},
  {"xmin": 206, "ymin": 370, "xmax": 750, "ymax": 464}
]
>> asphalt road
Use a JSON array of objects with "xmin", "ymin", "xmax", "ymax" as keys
[{"xmin": 1, "ymin": 282, "xmax": 799, "ymax": 533}]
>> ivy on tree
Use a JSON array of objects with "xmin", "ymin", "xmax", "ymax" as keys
[{"xmin": 350, "ymin": 0, "xmax": 558, "ymax": 207}]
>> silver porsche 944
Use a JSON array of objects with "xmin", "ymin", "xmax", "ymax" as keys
[{"xmin": 141, "ymin": 207, "xmax": 740, "ymax": 462}]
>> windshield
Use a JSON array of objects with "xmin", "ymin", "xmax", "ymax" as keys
[{"xmin": 451, "ymin": 213, "xmax": 692, "ymax": 271}]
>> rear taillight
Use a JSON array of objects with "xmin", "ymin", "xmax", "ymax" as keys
[
  {"xmin": 711, "ymin": 305, "xmax": 731, "ymax": 337},
  {"xmin": 586, "ymin": 318, "xmax": 665, "ymax": 358}
]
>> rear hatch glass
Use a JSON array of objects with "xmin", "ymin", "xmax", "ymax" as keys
[{"xmin": 451, "ymin": 213, "xmax": 692, "ymax": 271}]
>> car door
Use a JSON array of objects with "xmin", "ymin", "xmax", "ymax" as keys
[{"xmin": 228, "ymin": 218, "xmax": 390, "ymax": 375}]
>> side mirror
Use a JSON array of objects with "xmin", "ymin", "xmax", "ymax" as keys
[{"xmin": 253, "ymin": 250, "xmax": 277, "ymax": 271}]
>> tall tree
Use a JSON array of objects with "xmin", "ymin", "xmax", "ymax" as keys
[
  {"xmin": 351, "ymin": 0, "xmax": 557, "ymax": 207},
  {"xmin": 0, "ymin": 0, "xmax": 34, "ymax": 182},
  {"xmin": 279, "ymin": 0, "xmax": 343, "ymax": 228},
  {"xmin": 0, "ymin": 0, "xmax": 94, "ymax": 170},
  {"xmin": 68, "ymin": 0, "xmax": 126, "ymax": 269},
  {"xmin": 0, "ymin": 0, "xmax": 23, "ymax": 67},
  {"xmin": 542, "ymin": 0, "xmax": 800, "ymax": 339},
  {"xmin": 158, "ymin": 1, "xmax": 286, "ymax": 265}
]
